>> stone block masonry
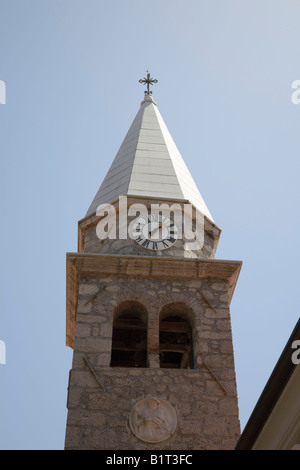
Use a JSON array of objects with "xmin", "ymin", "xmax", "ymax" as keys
[
  {"xmin": 64, "ymin": 271, "xmax": 240, "ymax": 450},
  {"xmin": 65, "ymin": 368, "xmax": 239, "ymax": 450}
]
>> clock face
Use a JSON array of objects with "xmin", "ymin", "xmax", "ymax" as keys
[{"xmin": 132, "ymin": 214, "xmax": 178, "ymax": 251}]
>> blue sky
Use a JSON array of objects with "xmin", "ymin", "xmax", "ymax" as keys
[{"xmin": 0, "ymin": 0, "xmax": 299, "ymax": 449}]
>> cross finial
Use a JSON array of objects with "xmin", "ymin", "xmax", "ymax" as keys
[{"xmin": 139, "ymin": 71, "xmax": 158, "ymax": 95}]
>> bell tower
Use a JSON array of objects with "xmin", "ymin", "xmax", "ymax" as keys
[{"xmin": 64, "ymin": 74, "xmax": 242, "ymax": 450}]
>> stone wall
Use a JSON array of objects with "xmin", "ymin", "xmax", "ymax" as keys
[
  {"xmin": 65, "ymin": 368, "xmax": 240, "ymax": 450},
  {"xmin": 82, "ymin": 223, "xmax": 216, "ymax": 260},
  {"xmin": 78, "ymin": 197, "xmax": 220, "ymax": 259},
  {"xmin": 64, "ymin": 273, "xmax": 240, "ymax": 450}
]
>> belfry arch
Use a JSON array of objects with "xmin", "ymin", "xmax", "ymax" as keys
[
  {"xmin": 159, "ymin": 302, "xmax": 194, "ymax": 369},
  {"xmin": 110, "ymin": 300, "xmax": 148, "ymax": 368}
]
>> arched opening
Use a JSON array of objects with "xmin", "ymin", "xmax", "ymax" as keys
[
  {"xmin": 159, "ymin": 303, "xmax": 194, "ymax": 369},
  {"xmin": 110, "ymin": 301, "xmax": 148, "ymax": 368}
]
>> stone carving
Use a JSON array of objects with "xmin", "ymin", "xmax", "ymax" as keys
[{"xmin": 129, "ymin": 397, "xmax": 177, "ymax": 443}]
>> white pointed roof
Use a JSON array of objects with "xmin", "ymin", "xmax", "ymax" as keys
[{"xmin": 86, "ymin": 94, "xmax": 214, "ymax": 223}]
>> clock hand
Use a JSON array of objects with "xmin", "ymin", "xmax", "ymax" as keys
[{"xmin": 148, "ymin": 223, "xmax": 162, "ymax": 237}]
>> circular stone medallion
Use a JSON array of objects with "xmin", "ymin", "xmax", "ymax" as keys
[{"xmin": 129, "ymin": 397, "xmax": 177, "ymax": 444}]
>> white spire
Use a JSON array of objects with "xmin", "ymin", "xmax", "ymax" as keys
[{"xmin": 86, "ymin": 96, "xmax": 214, "ymax": 223}]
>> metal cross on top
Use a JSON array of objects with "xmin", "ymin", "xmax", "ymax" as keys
[{"xmin": 139, "ymin": 71, "xmax": 158, "ymax": 95}]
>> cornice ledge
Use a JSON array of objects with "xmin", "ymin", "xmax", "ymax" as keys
[{"xmin": 67, "ymin": 252, "xmax": 241, "ymax": 279}]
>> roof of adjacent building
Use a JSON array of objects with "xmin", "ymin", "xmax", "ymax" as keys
[
  {"xmin": 235, "ymin": 318, "xmax": 300, "ymax": 450},
  {"xmin": 86, "ymin": 93, "xmax": 214, "ymax": 223}
]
